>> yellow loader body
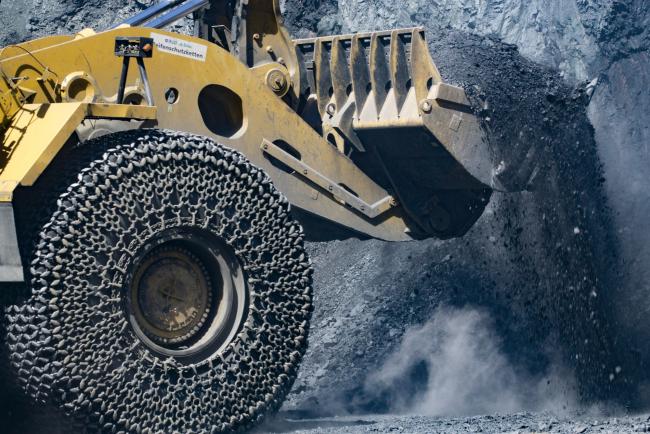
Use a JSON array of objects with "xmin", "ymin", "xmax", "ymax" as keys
[{"xmin": 0, "ymin": 1, "xmax": 496, "ymax": 282}]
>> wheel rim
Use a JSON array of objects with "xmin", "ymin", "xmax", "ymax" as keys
[{"xmin": 126, "ymin": 230, "xmax": 248, "ymax": 362}]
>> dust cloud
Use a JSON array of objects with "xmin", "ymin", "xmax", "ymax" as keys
[{"xmin": 365, "ymin": 307, "xmax": 579, "ymax": 417}]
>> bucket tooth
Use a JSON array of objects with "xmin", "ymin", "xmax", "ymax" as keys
[
  {"xmin": 358, "ymin": 88, "xmax": 379, "ymax": 122},
  {"xmin": 410, "ymin": 28, "xmax": 442, "ymax": 103},
  {"xmin": 369, "ymin": 33, "xmax": 391, "ymax": 118},
  {"xmin": 350, "ymin": 34, "xmax": 371, "ymax": 119},
  {"xmin": 379, "ymin": 86, "xmax": 400, "ymax": 120},
  {"xmin": 330, "ymin": 37, "xmax": 352, "ymax": 117},
  {"xmin": 389, "ymin": 31, "xmax": 410, "ymax": 115},
  {"xmin": 315, "ymin": 39, "xmax": 333, "ymax": 118},
  {"xmin": 399, "ymin": 86, "xmax": 418, "ymax": 119}
]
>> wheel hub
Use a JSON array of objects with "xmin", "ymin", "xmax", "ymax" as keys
[
  {"xmin": 126, "ymin": 231, "xmax": 249, "ymax": 362},
  {"xmin": 131, "ymin": 248, "xmax": 212, "ymax": 346}
]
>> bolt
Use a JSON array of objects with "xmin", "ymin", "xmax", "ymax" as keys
[
  {"xmin": 326, "ymin": 103, "xmax": 336, "ymax": 116},
  {"xmin": 266, "ymin": 69, "xmax": 288, "ymax": 95},
  {"xmin": 266, "ymin": 46, "xmax": 274, "ymax": 54},
  {"xmin": 263, "ymin": 143, "xmax": 269, "ymax": 150},
  {"xmin": 303, "ymin": 170, "xmax": 308, "ymax": 175},
  {"xmin": 253, "ymin": 33, "xmax": 261, "ymax": 41},
  {"xmin": 421, "ymin": 100, "xmax": 433, "ymax": 113},
  {"xmin": 389, "ymin": 197, "xmax": 398, "ymax": 207},
  {"xmin": 277, "ymin": 57, "xmax": 285, "ymax": 65}
]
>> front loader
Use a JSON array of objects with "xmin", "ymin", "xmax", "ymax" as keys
[{"xmin": 0, "ymin": 0, "xmax": 515, "ymax": 431}]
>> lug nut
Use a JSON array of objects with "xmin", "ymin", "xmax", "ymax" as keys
[{"xmin": 421, "ymin": 100, "xmax": 433, "ymax": 113}]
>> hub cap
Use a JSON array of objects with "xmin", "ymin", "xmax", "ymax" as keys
[{"xmin": 131, "ymin": 248, "xmax": 212, "ymax": 346}]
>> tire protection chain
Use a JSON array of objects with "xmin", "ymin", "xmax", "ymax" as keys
[{"xmin": 4, "ymin": 130, "xmax": 313, "ymax": 433}]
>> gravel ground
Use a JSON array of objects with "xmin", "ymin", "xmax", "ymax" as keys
[{"xmin": 259, "ymin": 412, "xmax": 650, "ymax": 434}]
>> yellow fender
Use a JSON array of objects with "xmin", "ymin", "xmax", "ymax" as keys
[
  {"xmin": 0, "ymin": 102, "xmax": 156, "ymax": 202},
  {"xmin": 0, "ymin": 101, "xmax": 155, "ymax": 281}
]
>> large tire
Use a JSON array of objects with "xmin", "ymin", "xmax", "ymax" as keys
[{"xmin": 5, "ymin": 130, "xmax": 313, "ymax": 432}]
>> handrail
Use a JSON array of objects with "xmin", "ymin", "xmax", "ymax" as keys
[
  {"xmin": 145, "ymin": 0, "xmax": 211, "ymax": 29},
  {"xmin": 115, "ymin": 0, "xmax": 187, "ymax": 28}
]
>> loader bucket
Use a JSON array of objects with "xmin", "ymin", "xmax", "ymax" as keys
[{"xmin": 295, "ymin": 28, "xmax": 501, "ymax": 238}]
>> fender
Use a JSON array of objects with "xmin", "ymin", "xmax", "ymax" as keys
[{"xmin": 0, "ymin": 101, "xmax": 156, "ymax": 281}]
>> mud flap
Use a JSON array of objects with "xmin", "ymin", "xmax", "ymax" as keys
[{"xmin": 0, "ymin": 204, "xmax": 23, "ymax": 282}]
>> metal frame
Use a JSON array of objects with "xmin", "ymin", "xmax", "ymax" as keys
[
  {"xmin": 261, "ymin": 139, "xmax": 395, "ymax": 219},
  {"xmin": 0, "ymin": 103, "xmax": 157, "ymax": 201},
  {"xmin": 0, "ymin": 204, "xmax": 23, "ymax": 282}
]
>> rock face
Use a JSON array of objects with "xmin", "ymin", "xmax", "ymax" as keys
[
  {"xmin": 0, "ymin": 0, "xmax": 648, "ymax": 422},
  {"xmin": 0, "ymin": 0, "xmax": 142, "ymax": 45},
  {"xmin": 0, "ymin": 0, "xmax": 190, "ymax": 45}
]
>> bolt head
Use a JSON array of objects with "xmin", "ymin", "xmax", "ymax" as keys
[
  {"xmin": 326, "ymin": 103, "xmax": 337, "ymax": 116},
  {"xmin": 421, "ymin": 100, "xmax": 433, "ymax": 113},
  {"xmin": 266, "ymin": 69, "xmax": 289, "ymax": 95}
]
